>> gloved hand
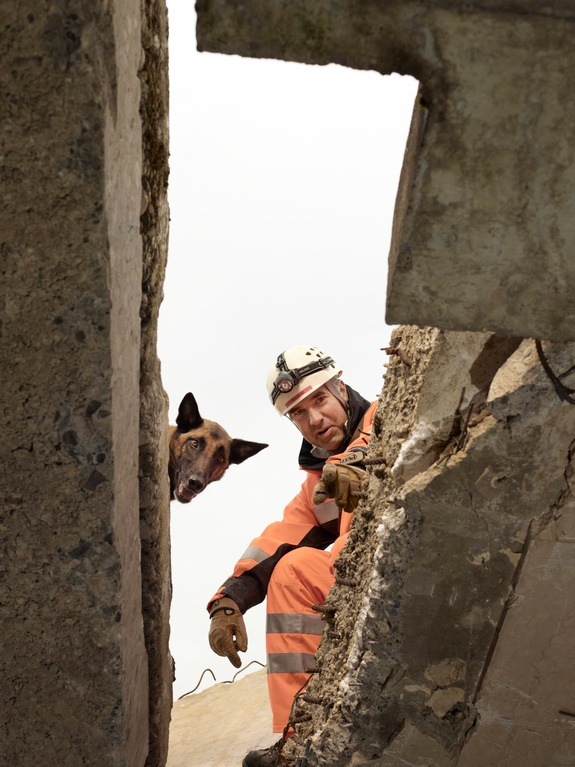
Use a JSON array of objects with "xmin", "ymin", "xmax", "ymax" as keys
[
  {"xmin": 208, "ymin": 597, "xmax": 247, "ymax": 668},
  {"xmin": 313, "ymin": 463, "xmax": 367, "ymax": 513}
]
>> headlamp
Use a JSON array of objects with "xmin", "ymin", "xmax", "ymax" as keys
[
  {"xmin": 275, "ymin": 372, "xmax": 297, "ymax": 394},
  {"xmin": 270, "ymin": 354, "xmax": 335, "ymax": 404}
]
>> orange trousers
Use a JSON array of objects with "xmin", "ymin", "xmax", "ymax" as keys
[{"xmin": 265, "ymin": 535, "xmax": 347, "ymax": 732}]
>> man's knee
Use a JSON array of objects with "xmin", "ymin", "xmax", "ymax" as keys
[
  {"xmin": 270, "ymin": 547, "xmax": 327, "ymax": 585},
  {"xmin": 267, "ymin": 548, "xmax": 334, "ymax": 614}
]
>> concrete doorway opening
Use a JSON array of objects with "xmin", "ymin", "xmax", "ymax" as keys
[{"xmin": 159, "ymin": 3, "xmax": 418, "ymax": 759}]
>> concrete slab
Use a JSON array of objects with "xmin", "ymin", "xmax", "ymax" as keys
[
  {"xmin": 197, "ymin": 0, "xmax": 575, "ymax": 340},
  {"xmin": 458, "ymin": 528, "xmax": 575, "ymax": 766}
]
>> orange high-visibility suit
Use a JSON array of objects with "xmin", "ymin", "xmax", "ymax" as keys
[{"xmin": 209, "ymin": 386, "xmax": 376, "ymax": 732}]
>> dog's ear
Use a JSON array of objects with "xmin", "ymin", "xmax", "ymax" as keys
[
  {"xmin": 229, "ymin": 439, "xmax": 268, "ymax": 465},
  {"xmin": 176, "ymin": 392, "xmax": 203, "ymax": 432}
]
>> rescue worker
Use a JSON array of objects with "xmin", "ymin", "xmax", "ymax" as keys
[{"xmin": 207, "ymin": 345, "xmax": 377, "ymax": 767}]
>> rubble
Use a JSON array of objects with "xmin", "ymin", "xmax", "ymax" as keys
[{"xmin": 283, "ymin": 327, "xmax": 575, "ymax": 766}]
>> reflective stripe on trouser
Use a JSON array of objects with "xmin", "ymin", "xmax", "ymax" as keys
[{"xmin": 266, "ymin": 546, "xmax": 335, "ymax": 732}]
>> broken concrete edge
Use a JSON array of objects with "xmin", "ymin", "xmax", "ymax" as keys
[
  {"xmin": 105, "ymin": 0, "xmax": 156, "ymax": 760},
  {"xmin": 139, "ymin": 0, "xmax": 173, "ymax": 765},
  {"xmin": 279, "ymin": 329, "xmax": 575, "ymax": 766}
]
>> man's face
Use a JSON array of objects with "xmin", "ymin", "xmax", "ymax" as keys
[{"xmin": 288, "ymin": 381, "xmax": 349, "ymax": 452}]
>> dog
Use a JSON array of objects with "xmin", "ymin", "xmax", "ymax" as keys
[{"xmin": 169, "ymin": 392, "xmax": 268, "ymax": 503}]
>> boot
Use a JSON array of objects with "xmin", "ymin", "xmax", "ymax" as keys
[{"xmin": 242, "ymin": 737, "xmax": 286, "ymax": 767}]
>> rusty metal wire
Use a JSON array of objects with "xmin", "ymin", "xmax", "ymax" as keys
[
  {"xmin": 334, "ymin": 575, "xmax": 357, "ymax": 587},
  {"xmin": 381, "ymin": 345, "xmax": 413, "ymax": 368},
  {"xmin": 437, "ymin": 389, "xmax": 474, "ymax": 466},
  {"xmin": 311, "ymin": 603, "xmax": 336, "ymax": 621},
  {"xmin": 301, "ymin": 694, "xmax": 323, "ymax": 705},
  {"xmin": 291, "ymin": 713, "xmax": 312, "ymax": 724},
  {"xmin": 536, "ymin": 339, "xmax": 575, "ymax": 404},
  {"xmin": 177, "ymin": 659, "xmax": 266, "ymax": 699},
  {"xmin": 284, "ymin": 675, "xmax": 314, "ymax": 738},
  {"xmin": 229, "ymin": 659, "xmax": 266, "ymax": 682},
  {"xmin": 364, "ymin": 456, "xmax": 387, "ymax": 466},
  {"xmin": 178, "ymin": 668, "xmax": 217, "ymax": 698},
  {"xmin": 297, "ymin": 739, "xmax": 312, "ymax": 767}
]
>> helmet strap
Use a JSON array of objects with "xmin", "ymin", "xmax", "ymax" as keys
[{"xmin": 325, "ymin": 377, "xmax": 349, "ymax": 413}]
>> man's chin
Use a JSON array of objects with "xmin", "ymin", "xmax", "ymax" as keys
[{"xmin": 315, "ymin": 429, "xmax": 344, "ymax": 453}]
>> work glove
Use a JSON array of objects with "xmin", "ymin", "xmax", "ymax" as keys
[
  {"xmin": 208, "ymin": 597, "xmax": 247, "ymax": 668},
  {"xmin": 313, "ymin": 463, "xmax": 367, "ymax": 513}
]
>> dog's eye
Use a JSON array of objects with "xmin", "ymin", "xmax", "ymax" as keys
[
  {"xmin": 217, "ymin": 455, "xmax": 225, "ymax": 463},
  {"xmin": 188, "ymin": 439, "xmax": 199, "ymax": 449}
]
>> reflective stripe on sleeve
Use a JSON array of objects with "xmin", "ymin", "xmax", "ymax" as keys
[
  {"xmin": 267, "ymin": 652, "xmax": 317, "ymax": 675},
  {"xmin": 267, "ymin": 612, "xmax": 325, "ymax": 636},
  {"xmin": 312, "ymin": 500, "xmax": 339, "ymax": 526},
  {"xmin": 238, "ymin": 545, "xmax": 269, "ymax": 564}
]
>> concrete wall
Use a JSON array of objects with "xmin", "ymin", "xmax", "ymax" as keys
[
  {"xmin": 0, "ymin": 2, "xmax": 170, "ymax": 765},
  {"xmin": 196, "ymin": 0, "xmax": 575, "ymax": 341}
]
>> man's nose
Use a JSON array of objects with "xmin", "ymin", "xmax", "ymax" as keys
[{"xmin": 307, "ymin": 407, "xmax": 322, "ymax": 425}]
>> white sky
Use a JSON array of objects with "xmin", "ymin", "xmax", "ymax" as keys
[{"xmin": 159, "ymin": 2, "xmax": 419, "ymax": 700}]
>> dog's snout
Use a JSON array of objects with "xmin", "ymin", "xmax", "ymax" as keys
[{"xmin": 186, "ymin": 475, "xmax": 205, "ymax": 493}]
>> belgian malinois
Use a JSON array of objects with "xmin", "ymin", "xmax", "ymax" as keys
[{"xmin": 169, "ymin": 392, "xmax": 268, "ymax": 503}]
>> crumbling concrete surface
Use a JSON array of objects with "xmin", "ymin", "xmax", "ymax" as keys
[
  {"xmin": 139, "ymin": 0, "xmax": 172, "ymax": 764},
  {"xmin": 284, "ymin": 326, "xmax": 575, "ymax": 766},
  {"xmin": 197, "ymin": 0, "xmax": 575, "ymax": 341}
]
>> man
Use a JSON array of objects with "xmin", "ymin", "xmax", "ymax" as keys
[{"xmin": 207, "ymin": 345, "xmax": 377, "ymax": 767}]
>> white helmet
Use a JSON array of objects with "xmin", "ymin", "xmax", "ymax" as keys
[{"xmin": 267, "ymin": 345, "xmax": 341, "ymax": 416}]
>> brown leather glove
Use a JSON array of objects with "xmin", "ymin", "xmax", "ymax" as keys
[
  {"xmin": 313, "ymin": 463, "xmax": 367, "ymax": 513},
  {"xmin": 208, "ymin": 597, "xmax": 247, "ymax": 668}
]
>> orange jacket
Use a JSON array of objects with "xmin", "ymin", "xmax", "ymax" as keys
[{"xmin": 209, "ymin": 390, "xmax": 377, "ymax": 614}]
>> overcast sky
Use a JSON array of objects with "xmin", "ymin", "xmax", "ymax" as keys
[{"xmin": 158, "ymin": 2, "xmax": 419, "ymax": 700}]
